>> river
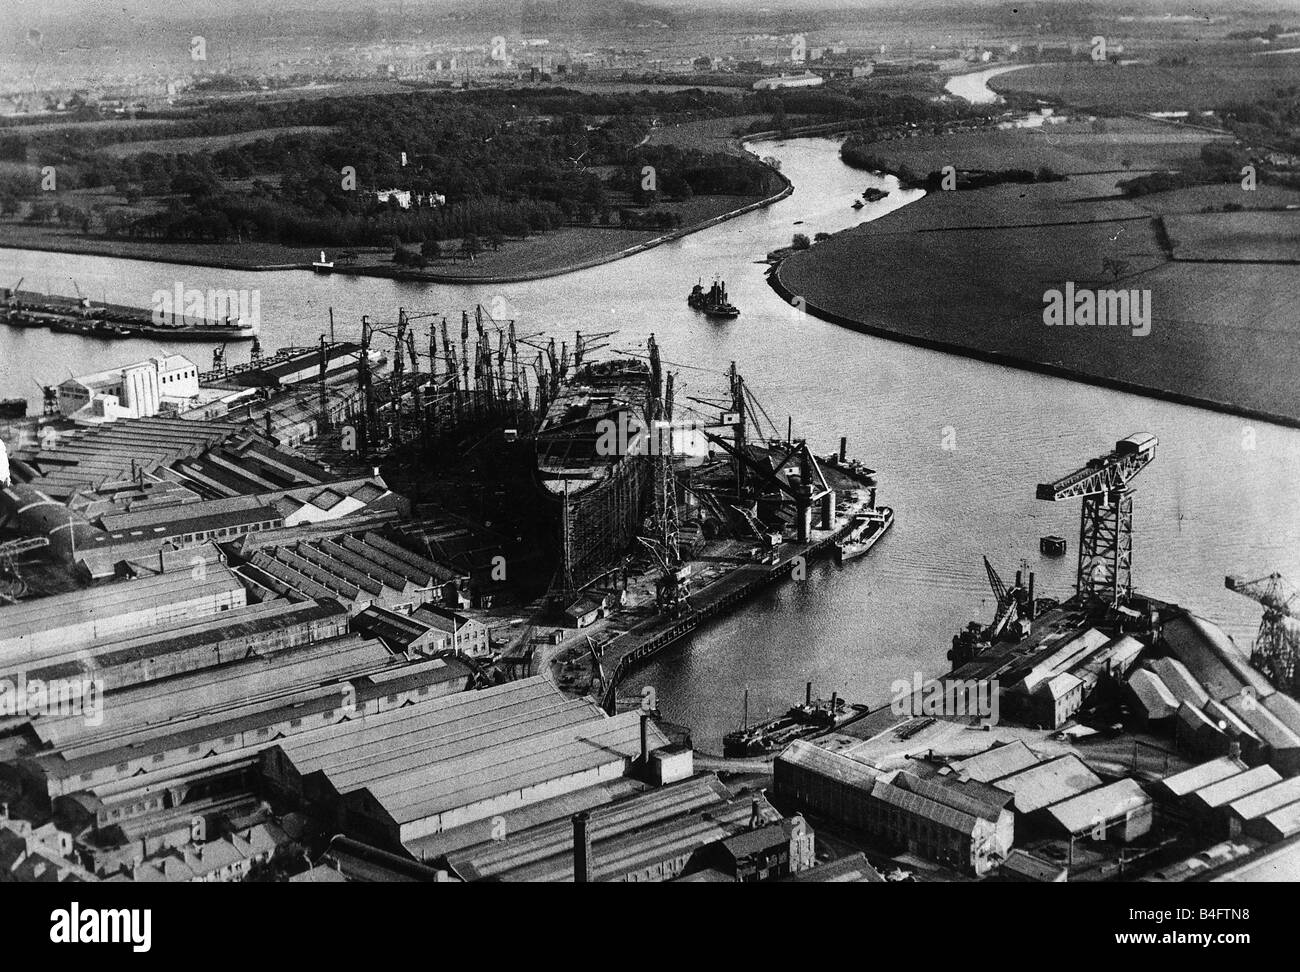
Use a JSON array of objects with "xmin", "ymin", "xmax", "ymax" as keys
[{"xmin": 2, "ymin": 135, "xmax": 1298, "ymax": 748}]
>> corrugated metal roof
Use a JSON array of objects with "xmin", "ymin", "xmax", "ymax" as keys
[
  {"xmin": 1156, "ymin": 757, "xmax": 1246, "ymax": 798},
  {"xmin": 994, "ymin": 754, "xmax": 1101, "ymax": 814},
  {"xmin": 1161, "ymin": 614, "xmax": 1274, "ymax": 702},
  {"xmin": 776, "ymin": 739, "xmax": 879, "ymax": 790},
  {"xmin": 1228, "ymin": 777, "xmax": 1300, "ymax": 822},
  {"xmin": 1146, "ymin": 657, "xmax": 1210, "ymax": 707},
  {"xmin": 870, "ymin": 778, "xmax": 981, "ymax": 835},
  {"xmin": 1189, "ymin": 766, "xmax": 1282, "ymax": 810},
  {"xmin": 1128, "ymin": 669, "xmax": 1179, "ymax": 720},
  {"xmin": 951, "ymin": 741, "xmax": 1039, "ymax": 783},
  {"xmin": 1046, "ymin": 779, "xmax": 1151, "ymax": 834}
]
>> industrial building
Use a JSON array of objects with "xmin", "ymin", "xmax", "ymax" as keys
[
  {"xmin": 262, "ymin": 677, "xmax": 675, "ymax": 848},
  {"xmin": 442, "ymin": 775, "xmax": 810, "ymax": 883},
  {"xmin": 0, "ymin": 564, "xmax": 248, "ymax": 669},
  {"xmin": 774, "ymin": 739, "xmax": 1014, "ymax": 876},
  {"xmin": 1043, "ymin": 779, "xmax": 1153, "ymax": 843},
  {"xmin": 58, "ymin": 353, "xmax": 199, "ymax": 423}
]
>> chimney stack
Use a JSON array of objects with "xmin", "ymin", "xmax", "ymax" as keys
[
  {"xmin": 749, "ymin": 798, "xmax": 762, "ymax": 830},
  {"xmin": 839, "ymin": 436, "xmax": 847, "ymax": 462},
  {"xmin": 805, "ymin": 681, "xmax": 812, "ymax": 706},
  {"xmin": 1028, "ymin": 573, "xmax": 1036, "ymax": 619},
  {"xmin": 572, "ymin": 811, "xmax": 592, "ymax": 883},
  {"xmin": 639, "ymin": 712, "xmax": 650, "ymax": 765}
]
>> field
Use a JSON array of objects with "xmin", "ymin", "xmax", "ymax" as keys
[
  {"xmin": 776, "ymin": 121, "xmax": 1300, "ymax": 426},
  {"xmin": 99, "ymin": 126, "xmax": 338, "ymax": 157},
  {"xmin": 1164, "ymin": 211, "xmax": 1300, "ymax": 262},
  {"xmin": 988, "ymin": 54, "xmax": 1300, "ymax": 111}
]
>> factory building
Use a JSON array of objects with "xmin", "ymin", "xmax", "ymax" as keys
[
  {"xmin": 0, "ymin": 564, "xmax": 247, "ymax": 669},
  {"xmin": 444, "ymin": 775, "xmax": 807, "ymax": 883},
  {"xmin": 949, "ymin": 740, "xmax": 1039, "ymax": 783},
  {"xmin": 991, "ymin": 754, "xmax": 1103, "ymax": 820},
  {"xmin": 236, "ymin": 523, "xmax": 461, "ymax": 617},
  {"xmin": 267, "ymin": 677, "xmax": 674, "ymax": 848},
  {"xmin": 774, "ymin": 740, "xmax": 1014, "ymax": 876},
  {"xmin": 58, "ymin": 354, "xmax": 198, "ymax": 423},
  {"xmin": 1226, "ymin": 777, "xmax": 1300, "ymax": 839},
  {"xmin": 1043, "ymin": 779, "xmax": 1153, "ymax": 843},
  {"xmin": 4, "ymin": 597, "xmax": 350, "ymax": 695},
  {"xmin": 22, "ymin": 654, "xmax": 473, "ymax": 804}
]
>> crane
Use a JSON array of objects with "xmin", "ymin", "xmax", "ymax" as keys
[
  {"xmin": 637, "ymin": 536, "xmax": 690, "ymax": 617},
  {"xmin": 1226, "ymin": 572, "xmax": 1300, "ymax": 693},
  {"xmin": 1036, "ymin": 433, "xmax": 1157, "ymax": 609},
  {"xmin": 0, "ymin": 536, "xmax": 49, "ymax": 603}
]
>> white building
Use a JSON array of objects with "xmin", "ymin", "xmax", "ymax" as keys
[
  {"xmin": 412, "ymin": 604, "xmax": 490, "ymax": 657},
  {"xmin": 753, "ymin": 72, "xmax": 826, "ymax": 90},
  {"xmin": 58, "ymin": 353, "xmax": 199, "ymax": 424}
]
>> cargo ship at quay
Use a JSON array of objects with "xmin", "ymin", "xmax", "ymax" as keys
[{"xmin": 1, "ymin": 286, "xmax": 260, "ymax": 341}]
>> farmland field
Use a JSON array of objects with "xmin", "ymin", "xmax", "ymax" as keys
[
  {"xmin": 988, "ymin": 55, "xmax": 1300, "ymax": 111},
  {"xmin": 99, "ymin": 126, "xmax": 339, "ymax": 157},
  {"xmin": 775, "ymin": 121, "xmax": 1300, "ymax": 426}
]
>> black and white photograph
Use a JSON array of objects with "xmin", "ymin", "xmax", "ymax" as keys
[{"xmin": 0, "ymin": 0, "xmax": 1295, "ymax": 944}]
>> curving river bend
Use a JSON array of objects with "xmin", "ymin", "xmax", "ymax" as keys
[{"xmin": 1, "ymin": 135, "xmax": 1298, "ymax": 747}]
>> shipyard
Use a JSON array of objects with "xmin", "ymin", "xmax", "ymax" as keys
[{"xmin": 0, "ymin": 0, "xmax": 1295, "ymax": 947}]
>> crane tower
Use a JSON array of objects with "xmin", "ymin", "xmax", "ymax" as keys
[{"xmin": 1036, "ymin": 433, "xmax": 1157, "ymax": 609}]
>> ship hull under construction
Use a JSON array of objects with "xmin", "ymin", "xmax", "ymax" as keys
[{"xmin": 535, "ymin": 358, "xmax": 655, "ymax": 593}]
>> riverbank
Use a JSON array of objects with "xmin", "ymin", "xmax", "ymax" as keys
[
  {"xmin": 770, "ymin": 118, "xmax": 1300, "ymax": 429},
  {"xmin": 0, "ymin": 174, "xmax": 793, "ymax": 285},
  {"xmin": 0, "ymin": 113, "xmax": 799, "ymax": 282}
]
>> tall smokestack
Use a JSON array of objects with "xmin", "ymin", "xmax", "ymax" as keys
[
  {"xmin": 839, "ymin": 436, "xmax": 847, "ymax": 462},
  {"xmin": 749, "ymin": 798, "xmax": 761, "ymax": 830},
  {"xmin": 639, "ymin": 712, "xmax": 650, "ymax": 765},
  {"xmin": 572, "ymin": 812, "xmax": 592, "ymax": 883},
  {"xmin": 1028, "ymin": 573, "xmax": 1036, "ymax": 619},
  {"xmin": 806, "ymin": 681, "xmax": 812, "ymax": 706}
]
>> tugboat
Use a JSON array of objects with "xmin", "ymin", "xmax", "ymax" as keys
[
  {"xmin": 687, "ymin": 278, "xmax": 740, "ymax": 319},
  {"xmin": 722, "ymin": 684, "xmax": 864, "ymax": 758},
  {"xmin": 312, "ymin": 250, "xmax": 335, "ymax": 274},
  {"xmin": 833, "ymin": 505, "xmax": 894, "ymax": 564},
  {"xmin": 862, "ymin": 186, "xmax": 890, "ymax": 202}
]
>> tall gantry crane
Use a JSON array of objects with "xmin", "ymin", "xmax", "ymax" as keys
[
  {"xmin": 1226, "ymin": 572, "xmax": 1300, "ymax": 692},
  {"xmin": 1036, "ymin": 433, "xmax": 1157, "ymax": 609}
]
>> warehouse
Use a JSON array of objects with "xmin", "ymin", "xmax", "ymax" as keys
[
  {"xmin": 774, "ymin": 739, "xmax": 880, "ymax": 831},
  {"xmin": 277, "ymin": 677, "xmax": 672, "ymax": 846},
  {"xmin": 1160, "ymin": 613, "xmax": 1274, "ymax": 703},
  {"xmin": 1226, "ymin": 777, "xmax": 1300, "ymax": 839},
  {"xmin": 25, "ymin": 657, "xmax": 473, "ymax": 802},
  {"xmin": 992, "ymin": 754, "xmax": 1103, "ymax": 818},
  {"xmin": 1045, "ymin": 779, "xmax": 1153, "ymax": 843},
  {"xmin": 1247, "ymin": 801, "xmax": 1300, "ymax": 844},
  {"xmin": 1151, "ymin": 757, "xmax": 1247, "ymax": 802},
  {"xmin": 1225, "ymin": 693, "xmax": 1300, "ymax": 775},
  {"xmin": 949, "ymin": 740, "xmax": 1039, "ymax": 783},
  {"xmin": 1185, "ymin": 765, "xmax": 1282, "ymax": 819},
  {"xmin": 774, "ymin": 741, "xmax": 1013, "ymax": 876},
  {"xmin": 1144, "ymin": 657, "xmax": 1210, "ymax": 707},
  {"xmin": 0, "ymin": 565, "xmax": 247, "ymax": 669},
  {"xmin": 446, "ymin": 776, "xmax": 795, "ymax": 883},
  {"xmin": 1126, "ymin": 668, "xmax": 1180, "ymax": 724}
]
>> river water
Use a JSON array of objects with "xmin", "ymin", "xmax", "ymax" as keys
[{"xmin": 2, "ymin": 135, "xmax": 1298, "ymax": 748}]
